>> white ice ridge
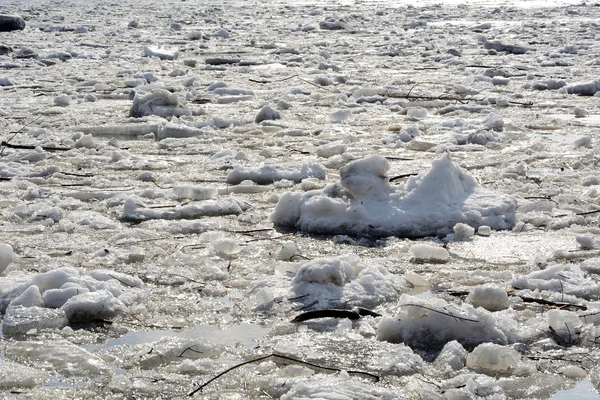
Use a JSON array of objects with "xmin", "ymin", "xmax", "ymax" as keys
[{"xmin": 271, "ymin": 153, "xmax": 517, "ymax": 238}]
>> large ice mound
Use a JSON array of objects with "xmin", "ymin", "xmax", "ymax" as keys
[{"xmin": 271, "ymin": 153, "xmax": 517, "ymax": 237}]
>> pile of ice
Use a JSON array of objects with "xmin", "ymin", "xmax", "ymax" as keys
[
  {"xmin": 271, "ymin": 153, "xmax": 517, "ymax": 238},
  {"xmin": 1, "ymin": 267, "xmax": 144, "ymax": 335},
  {"xmin": 377, "ymin": 294, "xmax": 507, "ymax": 350},
  {"xmin": 288, "ymin": 255, "xmax": 408, "ymax": 310}
]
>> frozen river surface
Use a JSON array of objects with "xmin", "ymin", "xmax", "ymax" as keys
[{"xmin": 1, "ymin": 0, "xmax": 600, "ymax": 398}]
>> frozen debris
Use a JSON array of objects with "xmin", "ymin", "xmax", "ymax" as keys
[
  {"xmin": 255, "ymin": 104, "xmax": 281, "ymax": 123},
  {"xmin": 409, "ymin": 243, "xmax": 449, "ymax": 263},
  {"xmin": 274, "ymin": 241, "xmax": 298, "ymax": 260},
  {"xmin": 453, "ymin": 222, "xmax": 475, "ymax": 239},
  {"xmin": 434, "ymin": 340, "xmax": 467, "ymax": 374},
  {"xmin": 546, "ymin": 309, "xmax": 585, "ymax": 346},
  {"xmin": 8, "ymin": 284, "xmax": 43, "ymax": 308},
  {"xmin": 483, "ymin": 40, "xmax": 529, "ymax": 54},
  {"xmin": 133, "ymin": 337, "xmax": 221, "ymax": 369},
  {"xmin": 407, "ymin": 107, "xmax": 428, "ymax": 120},
  {"xmin": 173, "ymin": 185, "xmax": 218, "ymax": 201},
  {"xmin": 143, "ymin": 46, "xmax": 179, "ymax": 60},
  {"xmin": 61, "ymin": 289, "xmax": 126, "ymax": 322},
  {"xmin": 478, "ymin": 225, "xmax": 492, "ymax": 236},
  {"xmin": 0, "ymin": 76, "xmax": 13, "ymax": 86},
  {"xmin": 467, "ymin": 284, "xmax": 509, "ymax": 311},
  {"xmin": 213, "ymin": 28, "xmax": 230, "ymax": 38},
  {"xmin": 157, "ymin": 123, "xmax": 209, "ymax": 140},
  {"xmin": 573, "ymin": 136, "xmax": 592, "ymax": 148},
  {"xmin": 120, "ymin": 197, "xmax": 248, "ymax": 222},
  {"xmin": 564, "ymin": 79, "xmax": 600, "ymax": 96},
  {"xmin": 5, "ymin": 340, "xmax": 112, "ymax": 377},
  {"xmin": 577, "ymin": 235, "xmax": 599, "ymax": 250},
  {"xmin": 213, "ymin": 238, "xmax": 241, "ymax": 258},
  {"xmin": 573, "ymin": 106, "xmax": 589, "ymax": 118},
  {"xmin": 0, "ymin": 242, "xmax": 13, "ymax": 274},
  {"xmin": 316, "ymin": 141, "xmax": 347, "ymax": 158},
  {"xmin": 130, "ymin": 90, "xmax": 190, "ymax": 118},
  {"xmin": 319, "ymin": 20, "xmax": 347, "ymax": 30},
  {"xmin": 0, "ymin": 15, "xmax": 26, "ymax": 32},
  {"xmin": 53, "ymin": 94, "xmax": 71, "ymax": 106},
  {"xmin": 290, "ymin": 255, "xmax": 407, "ymax": 309},
  {"xmin": 513, "ymin": 263, "xmax": 600, "ymax": 300},
  {"xmin": 404, "ymin": 271, "xmax": 431, "ymax": 288},
  {"xmin": 331, "ymin": 109, "xmax": 351, "ymax": 123},
  {"xmin": 0, "ymin": 359, "xmax": 49, "ymax": 389},
  {"xmin": 377, "ymin": 294, "xmax": 507, "ymax": 350},
  {"xmin": 466, "ymin": 343, "xmax": 522, "ymax": 375},
  {"xmin": 205, "ymin": 57, "xmax": 240, "ymax": 65},
  {"xmin": 75, "ymin": 133, "xmax": 95, "ymax": 148},
  {"xmin": 271, "ymin": 153, "xmax": 517, "ymax": 238},
  {"xmin": 2, "ymin": 306, "xmax": 68, "ymax": 336},
  {"xmin": 530, "ymin": 78, "xmax": 567, "ymax": 91},
  {"xmin": 226, "ymin": 162, "xmax": 326, "ymax": 185}
]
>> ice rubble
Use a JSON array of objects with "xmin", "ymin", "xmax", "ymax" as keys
[
  {"xmin": 272, "ymin": 153, "xmax": 517, "ymax": 237},
  {"xmin": 1, "ymin": 266, "xmax": 144, "ymax": 334}
]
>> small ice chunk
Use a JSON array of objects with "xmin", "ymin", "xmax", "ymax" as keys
[
  {"xmin": 0, "ymin": 242, "xmax": 13, "ymax": 274},
  {"xmin": 53, "ymin": 94, "xmax": 71, "ymax": 106},
  {"xmin": 255, "ymin": 104, "xmax": 280, "ymax": 123},
  {"xmin": 75, "ymin": 133, "xmax": 96, "ymax": 148},
  {"xmin": 316, "ymin": 141, "xmax": 347, "ymax": 158},
  {"xmin": 143, "ymin": 46, "xmax": 179, "ymax": 60},
  {"xmin": 547, "ymin": 309, "xmax": 583, "ymax": 345},
  {"xmin": 409, "ymin": 243, "xmax": 449, "ymax": 262},
  {"xmin": 173, "ymin": 185, "xmax": 218, "ymax": 200},
  {"xmin": 466, "ymin": 343, "xmax": 520, "ymax": 375},
  {"xmin": 576, "ymin": 235, "xmax": 597, "ymax": 250},
  {"xmin": 61, "ymin": 290, "xmax": 126, "ymax": 322},
  {"xmin": 453, "ymin": 222, "xmax": 475, "ymax": 239},
  {"xmin": 466, "ymin": 284, "xmax": 509, "ymax": 311},
  {"xmin": 213, "ymin": 239, "xmax": 241, "ymax": 257},
  {"xmin": 478, "ymin": 225, "xmax": 492, "ymax": 236},
  {"xmin": 331, "ymin": 109, "xmax": 351, "ymax": 123},
  {"xmin": 434, "ymin": 340, "xmax": 467, "ymax": 372},
  {"xmin": 2, "ymin": 306, "xmax": 68, "ymax": 336},
  {"xmin": 573, "ymin": 136, "xmax": 592, "ymax": 148},
  {"xmin": 130, "ymin": 90, "xmax": 190, "ymax": 118},
  {"xmin": 274, "ymin": 241, "xmax": 298, "ymax": 261},
  {"xmin": 8, "ymin": 285, "xmax": 43, "ymax": 308},
  {"xmin": 404, "ymin": 271, "xmax": 431, "ymax": 288},
  {"xmin": 574, "ymin": 107, "xmax": 588, "ymax": 118},
  {"xmin": 42, "ymin": 287, "xmax": 89, "ymax": 308},
  {"xmin": 484, "ymin": 113, "xmax": 504, "ymax": 131},
  {"xmin": 407, "ymin": 107, "xmax": 428, "ymax": 120}
]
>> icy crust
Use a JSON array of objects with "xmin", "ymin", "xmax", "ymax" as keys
[{"xmin": 271, "ymin": 153, "xmax": 517, "ymax": 238}]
